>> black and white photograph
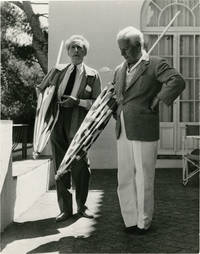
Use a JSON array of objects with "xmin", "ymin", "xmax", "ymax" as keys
[{"xmin": 0, "ymin": 0, "xmax": 199, "ymax": 253}]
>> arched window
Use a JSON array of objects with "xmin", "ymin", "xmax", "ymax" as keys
[
  {"xmin": 142, "ymin": 0, "xmax": 199, "ymax": 123},
  {"xmin": 141, "ymin": 0, "xmax": 199, "ymax": 153},
  {"xmin": 142, "ymin": 0, "xmax": 199, "ymax": 28}
]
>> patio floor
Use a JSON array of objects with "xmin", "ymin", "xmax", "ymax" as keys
[{"xmin": 1, "ymin": 168, "xmax": 199, "ymax": 254}]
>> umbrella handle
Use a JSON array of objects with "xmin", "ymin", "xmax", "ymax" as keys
[
  {"xmin": 148, "ymin": 11, "xmax": 181, "ymax": 55},
  {"xmin": 128, "ymin": 11, "xmax": 181, "ymax": 72}
]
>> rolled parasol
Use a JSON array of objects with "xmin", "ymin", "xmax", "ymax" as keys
[
  {"xmin": 33, "ymin": 41, "xmax": 64, "ymax": 159},
  {"xmin": 55, "ymin": 85, "xmax": 117, "ymax": 180}
]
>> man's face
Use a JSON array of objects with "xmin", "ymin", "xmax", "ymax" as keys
[
  {"xmin": 118, "ymin": 37, "xmax": 141, "ymax": 65},
  {"xmin": 68, "ymin": 40, "xmax": 86, "ymax": 65}
]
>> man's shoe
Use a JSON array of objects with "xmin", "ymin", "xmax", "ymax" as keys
[
  {"xmin": 124, "ymin": 226, "xmax": 138, "ymax": 234},
  {"xmin": 124, "ymin": 226, "xmax": 150, "ymax": 234},
  {"xmin": 55, "ymin": 212, "xmax": 72, "ymax": 222},
  {"xmin": 79, "ymin": 208, "xmax": 94, "ymax": 219},
  {"xmin": 136, "ymin": 227, "xmax": 150, "ymax": 234}
]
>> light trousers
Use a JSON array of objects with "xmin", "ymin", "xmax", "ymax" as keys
[{"xmin": 117, "ymin": 113, "xmax": 158, "ymax": 229}]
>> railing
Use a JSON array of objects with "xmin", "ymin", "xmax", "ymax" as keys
[{"xmin": 12, "ymin": 124, "xmax": 29, "ymax": 159}]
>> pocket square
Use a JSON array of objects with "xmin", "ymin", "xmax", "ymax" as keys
[{"xmin": 85, "ymin": 85, "xmax": 92, "ymax": 92}]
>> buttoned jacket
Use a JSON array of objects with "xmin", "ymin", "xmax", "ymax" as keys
[{"xmin": 113, "ymin": 56, "xmax": 185, "ymax": 141}]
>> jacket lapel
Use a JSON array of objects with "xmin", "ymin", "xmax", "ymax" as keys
[
  {"xmin": 125, "ymin": 60, "xmax": 150, "ymax": 94},
  {"xmin": 77, "ymin": 64, "xmax": 95, "ymax": 97},
  {"xmin": 116, "ymin": 62, "xmax": 127, "ymax": 102},
  {"xmin": 58, "ymin": 64, "xmax": 71, "ymax": 84}
]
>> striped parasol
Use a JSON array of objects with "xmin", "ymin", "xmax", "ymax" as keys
[
  {"xmin": 55, "ymin": 85, "xmax": 117, "ymax": 180},
  {"xmin": 33, "ymin": 41, "xmax": 64, "ymax": 159}
]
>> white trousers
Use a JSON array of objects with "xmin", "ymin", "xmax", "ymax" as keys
[{"xmin": 117, "ymin": 113, "xmax": 158, "ymax": 229}]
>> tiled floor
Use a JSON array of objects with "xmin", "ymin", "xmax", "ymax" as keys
[{"xmin": 1, "ymin": 168, "xmax": 199, "ymax": 254}]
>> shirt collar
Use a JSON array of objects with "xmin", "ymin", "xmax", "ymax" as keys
[
  {"xmin": 70, "ymin": 62, "xmax": 84, "ymax": 73},
  {"xmin": 141, "ymin": 49, "xmax": 149, "ymax": 61}
]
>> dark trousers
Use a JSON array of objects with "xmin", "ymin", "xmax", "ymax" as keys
[{"xmin": 51, "ymin": 108, "xmax": 90, "ymax": 215}]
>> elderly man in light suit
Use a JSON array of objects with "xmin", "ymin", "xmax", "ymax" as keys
[
  {"xmin": 113, "ymin": 27, "xmax": 185, "ymax": 234},
  {"xmin": 39, "ymin": 35, "xmax": 101, "ymax": 222}
]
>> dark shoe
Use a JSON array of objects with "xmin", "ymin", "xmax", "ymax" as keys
[
  {"xmin": 124, "ymin": 226, "xmax": 138, "ymax": 234},
  {"xmin": 56, "ymin": 212, "xmax": 72, "ymax": 222},
  {"xmin": 136, "ymin": 227, "xmax": 150, "ymax": 234},
  {"xmin": 79, "ymin": 208, "xmax": 94, "ymax": 219},
  {"xmin": 124, "ymin": 226, "xmax": 150, "ymax": 234}
]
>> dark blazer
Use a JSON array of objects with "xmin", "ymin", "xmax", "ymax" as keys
[
  {"xmin": 37, "ymin": 63, "xmax": 101, "ymax": 139},
  {"xmin": 113, "ymin": 56, "xmax": 185, "ymax": 141}
]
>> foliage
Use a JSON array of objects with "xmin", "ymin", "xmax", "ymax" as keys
[{"xmin": 1, "ymin": 1, "xmax": 47, "ymax": 126}]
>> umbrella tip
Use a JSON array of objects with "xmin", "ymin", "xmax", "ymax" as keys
[{"xmin": 32, "ymin": 152, "xmax": 39, "ymax": 159}]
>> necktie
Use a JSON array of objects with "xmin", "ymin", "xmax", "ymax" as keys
[{"xmin": 64, "ymin": 65, "xmax": 77, "ymax": 95}]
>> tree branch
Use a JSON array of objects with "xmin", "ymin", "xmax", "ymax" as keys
[
  {"xmin": 37, "ymin": 13, "xmax": 48, "ymax": 17},
  {"xmin": 10, "ymin": 1, "xmax": 24, "ymax": 11},
  {"xmin": 12, "ymin": 1, "xmax": 48, "ymax": 74}
]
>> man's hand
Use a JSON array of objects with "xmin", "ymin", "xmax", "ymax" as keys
[
  {"xmin": 59, "ymin": 95, "xmax": 80, "ymax": 108},
  {"xmin": 150, "ymin": 96, "xmax": 160, "ymax": 112}
]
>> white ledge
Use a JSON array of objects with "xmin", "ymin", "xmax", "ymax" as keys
[{"xmin": 12, "ymin": 156, "xmax": 52, "ymax": 177}]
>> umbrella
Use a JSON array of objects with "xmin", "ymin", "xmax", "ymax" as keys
[
  {"xmin": 33, "ymin": 41, "xmax": 64, "ymax": 159},
  {"xmin": 55, "ymin": 85, "xmax": 117, "ymax": 180}
]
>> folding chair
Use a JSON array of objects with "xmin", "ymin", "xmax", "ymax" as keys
[{"xmin": 182, "ymin": 125, "xmax": 200, "ymax": 185}]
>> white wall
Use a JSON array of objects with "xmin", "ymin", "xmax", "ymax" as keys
[
  {"xmin": 0, "ymin": 120, "xmax": 16, "ymax": 232},
  {"xmin": 0, "ymin": 121, "xmax": 54, "ymax": 232},
  {"xmin": 48, "ymin": 0, "xmax": 144, "ymax": 168}
]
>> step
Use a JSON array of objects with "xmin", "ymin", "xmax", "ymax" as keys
[
  {"xmin": 12, "ymin": 157, "xmax": 53, "ymax": 220},
  {"xmin": 156, "ymin": 159, "xmax": 182, "ymax": 168}
]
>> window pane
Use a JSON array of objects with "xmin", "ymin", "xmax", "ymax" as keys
[
  {"xmin": 153, "ymin": 0, "xmax": 176, "ymax": 9},
  {"xmin": 180, "ymin": 79, "xmax": 194, "ymax": 100},
  {"xmin": 195, "ymin": 80, "xmax": 200, "ymax": 100},
  {"xmin": 159, "ymin": 35, "xmax": 173, "ymax": 55},
  {"xmin": 180, "ymin": 57, "xmax": 194, "ymax": 78},
  {"xmin": 159, "ymin": 5, "xmax": 194, "ymax": 26},
  {"xmin": 180, "ymin": 102, "xmax": 194, "ymax": 122},
  {"xmin": 159, "ymin": 103, "xmax": 173, "ymax": 122},
  {"xmin": 178, "ymin": 0, "xmax": 199, "ymax": 9},
  {"xmin": 144, "ymin": 1, "xmax": 198, "ymax": 27},
  {"xmin": 145, "ymin": 35, "xmax": 159, "ymax": 55},
  {"xmin": 193, "ymin": 4, "xmax": 200, "ymax": 26},
  {"xmin": 195, "ymin": 57, "xmax": 200, "ymax": 78},
  {"xmin": 180, "ymin": 35, "xmax": 194, "ymax": 55},
  {"xmin": 145, "ymin": 3, "xmax": 160, "ymax": 27},
  {"xmin": 195, "ymin": 102, "xmax": 200, "ymax": 122},
  {"xmin": 195, "ymin": 35, "xmax": 200, "ymax": 55}
]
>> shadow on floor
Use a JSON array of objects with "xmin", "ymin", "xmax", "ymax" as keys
[
  {"xmin": 1, "ymin": 216, "xmax": 81, "ymax": 250},
  {"xmin": 1, "ymin": 169, "xmax": 199, "ymax": 253}
]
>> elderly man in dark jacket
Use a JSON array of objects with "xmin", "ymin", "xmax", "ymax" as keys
[
  {"xmin": 38, "ymin": 35, "xmax": 101, "ymax": 222},
  {"xmin": 113, "ymin": 26, "xmax": 185, "ymax": 234}
]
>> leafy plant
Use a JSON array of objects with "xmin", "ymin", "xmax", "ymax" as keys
[{"xmin": 1, "ymin": 1, "xmax": 48, "ymax": 127}]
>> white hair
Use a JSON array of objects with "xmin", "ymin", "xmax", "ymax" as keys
[
  {"xmin": 65, "ymin": 35, "xmax": 90, "ymax": 53},
  {"xmin": 117, "ymin": 26, "xmax": 144, "ymax": 48}
]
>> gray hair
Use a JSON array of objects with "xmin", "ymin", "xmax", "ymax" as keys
[
  {"xmin": 117, "ymin": 26, "xmax": 144, "ymax": 48},
  {"xmin": 65, "ymin": 35, "xmax": 90, "ymax": 53}
]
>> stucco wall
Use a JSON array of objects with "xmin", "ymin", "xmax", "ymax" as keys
[
  {"xmin": 48, "ymin": 0, "xmax": 144, "ymax": 168},
  {"xmin": 0, "ymin": 120, "xmax": 15, "ymax": 232}
]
